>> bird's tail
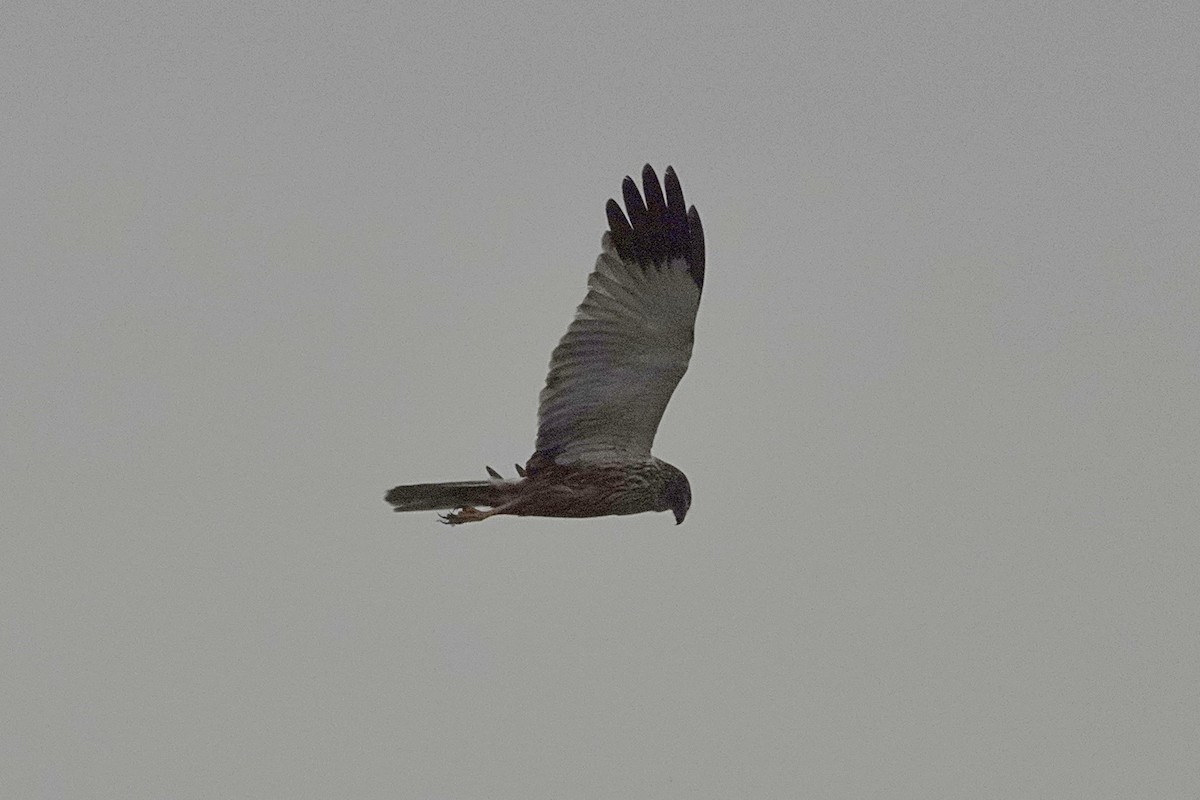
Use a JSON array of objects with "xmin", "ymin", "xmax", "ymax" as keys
[{"xmin": 385, "ymin": 480, "xmax": 510, "ymax": 512}]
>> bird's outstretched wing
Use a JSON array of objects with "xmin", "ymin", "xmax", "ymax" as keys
[{"xmin": 533, "ymin": 165, "xmax": 705, "ymax": 466}]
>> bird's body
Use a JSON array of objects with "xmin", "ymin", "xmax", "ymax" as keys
[
  {"xmin": 385, "ymin": 165, "xmax": 705, "ymax": 525},
  {"xmin": 385, "ymin": 458, "xmax": 689, "ymax": 523}
]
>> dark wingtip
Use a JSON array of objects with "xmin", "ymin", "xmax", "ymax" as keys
[
  {"xmin": 686, "ymin": 205, "xmax": 705, "ymax": 289},
  {"xmin": 605, "ymin": 164, "xmax": 704, "ymax": 291}
]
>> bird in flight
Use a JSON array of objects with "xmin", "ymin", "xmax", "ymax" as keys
[{"xmin": 386, "ymin": 165, "xmax": 705, "ymax": 525}]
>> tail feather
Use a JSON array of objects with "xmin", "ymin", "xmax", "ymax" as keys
[{"xmin": 385, "ymin": 480, "xmax": 508, "ymax": 512}]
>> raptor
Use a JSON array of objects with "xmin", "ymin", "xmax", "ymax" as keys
[{"xmin": 386, "ymin": 165, "xmax": 705, "ymax": 525}]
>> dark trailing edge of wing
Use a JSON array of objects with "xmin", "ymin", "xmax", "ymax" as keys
[{"xmin": 605, "ymin": 165, "xmax": 705, "ymax": 290}]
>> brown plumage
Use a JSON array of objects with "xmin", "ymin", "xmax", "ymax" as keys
[{"xmin": 385, "ymin": 165, "xmax": 704, "ymax": 525}]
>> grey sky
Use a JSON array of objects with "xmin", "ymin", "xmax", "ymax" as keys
[{"xmin": 4, "ymin": 2, "xmax": 1198, "ymax": 797}]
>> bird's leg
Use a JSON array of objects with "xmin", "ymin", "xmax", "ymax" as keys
[
  {"xmin": 439, "ymin": 506, "xmax": 493, "ymax": 525},
  {"xmin": 439, "ymin": 497, "xmax": 524, "ymax": 525}
]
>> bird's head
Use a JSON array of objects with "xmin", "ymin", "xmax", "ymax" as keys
[{"xmin": 657, "ymin": 461, "xmax": 692, "ymax": 525}]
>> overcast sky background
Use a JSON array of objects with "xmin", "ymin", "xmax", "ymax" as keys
[{"xmin": 4, "ymin": 2, "xmax": 1199, "ymax": 797}]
